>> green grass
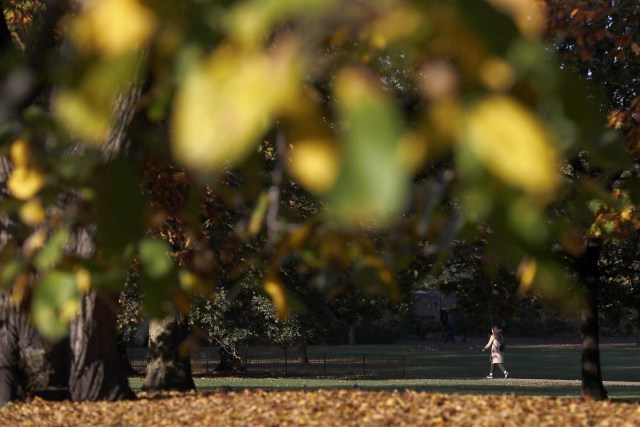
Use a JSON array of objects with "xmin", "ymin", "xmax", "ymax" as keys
[
  {"xmin": 128, "ymin": 377, "xmax": 640, "ymax": 400},
  {"xmin": 130, "ymin": 343, "xmax": 640, "ymax": 400}
]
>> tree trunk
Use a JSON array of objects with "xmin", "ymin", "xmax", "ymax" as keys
[
  {"xmin": 0, "ymin": 292, "xmax": 24, "ymax": 406},
  {"xmin": 69, "ymin": 291, "xmax": 135, "ymax": 401},
  {"xmin": 216, "ymin": 346, "xmax": 243, "ymax": 373},
  {"xmin": 0, "ymin": 291, "xmax": 70, "ymax": 406},
  {"xmin": 577, "ymin": 238, "xmax": 608, "ymax": 401},
  {"xmin": 297, "ymin": 342, "xmax": 309, "ymax": 364},
  {"xmin": 117, "ymin": 332, "xmax": 138, "ymax": 376},
  {"xmin": 1, "ymin": 0, "xmax": 143, "ymax": 404},
  {"xmin": 143, "ymin": 313, "xmax": 195, "ymax": 392},
  {"xmin": 348, "ymin": 326, "xmax": 356, "ymax": 345}
]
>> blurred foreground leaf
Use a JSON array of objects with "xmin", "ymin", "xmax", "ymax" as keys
[
  {"xmin": 461, "ymin": 95, "xmax": 559, "ymax": 196},
  {"xmin": 138, "ymin": 237, "xmax": 173, "ymax": 280},
  {"xmin": 329, "ymin": 69, "xmax": 410, "ymax": 227},
  {"xmin": 172, "ymin": 43, "xmax": 301, "ymax": 175},
  {"xmin": 34, "ymin": 229, "xmax": 70, "ymax": 271},
  {"xmin": 32, "ymin": 271, "xmax": 82, "ymax": 340}
]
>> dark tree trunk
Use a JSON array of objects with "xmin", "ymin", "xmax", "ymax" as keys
[
  {"xmin": 577, "ymin": 238, "xmax": 608, "ymax": 401},
  {"xmin": 69, "ymin": 291, "xmax": 135, "ymax": 401},
  {"xmin": 117, "ymin": 333, "xmax": 137, "ymax": 376},
  {"xmin": 0, "ymin": 291, "xmax": 71, "ymax": 406},
  {"xmin": 216, "ymin": 346, "xmax": 243, "ymax": 372},
  {"xmin": 64, "ymin": 46, "xmax": 144, "ymax": 401},
  {"xmin": 1, "ymin": 0, "xmax": 143, "ymax": 404},
  {"xmin": 0, "ymin": 292, "xmax": 25, "ymax": 406},
  {"xmin": 142, "ymin": 313, "xmax": 195, "ymax": 392},
  {"xmin": 37, "ymin": 338, "xmax": 71, "ymax": 401},
  {"xmin": 297, "ymin": 342, "xmax": 309, "ymax": 364},
  {"xmin": 348, "ymin": 326, "xmax": 356, "ymax": 345}
]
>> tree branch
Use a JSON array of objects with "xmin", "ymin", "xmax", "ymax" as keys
[
  {"xmin": 0, "ymin": 1, "xmax": 13, "ymax": 52},
  {"xmin": 266, "ymin": 131, "xmax": 286, "ymax": 242}
]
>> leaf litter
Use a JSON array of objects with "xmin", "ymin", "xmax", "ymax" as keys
[{"xmin": 1, "ymin": 390, "xmax": 639, "ymax": 426}]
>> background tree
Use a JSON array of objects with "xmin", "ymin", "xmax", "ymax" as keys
[{"xmin": 544, "ymin": 0, "xmax": 640, "ymax": 400}]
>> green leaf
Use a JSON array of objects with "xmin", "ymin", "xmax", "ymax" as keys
[
  {"xmin": 138, "ymin": 237, "xmax": 173, "ymax": 279},
  {"xmin": 34, "ymin": 229, "xmax": 70, "ymax": 271},
  {"xmin": 138, "ymin": 238, "xmax": 177, "ymax": 318},
  {"xmin": 32, "ymin": 271, "xmax": 81, "ymax": 341},
  {"xmin": 0, "ymin": 257, "xmax": 26, "ymax": 288},
  {"xmin": 329, "ymin": 69, "xmax": 409, "ymax": 227},
  {"xmin": 248, "ymin": 192, "xmax": 269, "ymax": 236}
]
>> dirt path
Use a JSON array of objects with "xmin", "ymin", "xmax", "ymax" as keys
[{"xmin": 485, "ymin": 378, "xmax": 640, "ymax": 386}]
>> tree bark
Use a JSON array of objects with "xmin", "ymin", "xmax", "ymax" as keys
[
  {"xmin": 69, "ymin": 291, "xmax": 135, "ymax": 401},
  {"xmin": 0, "ymin": 292, "xmax": 25, "ymax": 406},
  {"xmin": 1, "ymin": 0, "xmax": 144, "ymax": 404},
  {"xmin": 63, "ymin": 44, "xmax": 145, "ymax": 401},
  {"xmin": 577, "ymin": 238, "xmax": 608, "ymax": 401},
  {"xmin": 0, "ymin": 291, "xmax": 70, "ymax": 406},
  {"xmin": 142, "ymin": 313, "xmax": 195, "ymax": 392},
  {"xmin": 117, "ymin": 332, "xmax": 138, "ymax": 376},
  {"xmin": 216, "ymin": 346, "xmax": 243, "ymax": 373}
]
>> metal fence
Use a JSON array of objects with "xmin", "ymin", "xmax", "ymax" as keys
[{"xmin": 126, "ymin": 347, "xmax": 408, "ymax": 379}]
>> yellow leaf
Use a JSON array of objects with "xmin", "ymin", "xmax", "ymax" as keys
[
  {"xmin": 396, "ymin": 132, "xmax": 428, "ymax": 173},
  {"xmin": 248, "ymin": 192, "xmax": 269, "ymax": 236},
  {"xmin": 10, "ymin": 139, "xmax": 31, "ymax": 168},
  {"xmin": 53, "ymin": 90, "xmax": 113, "ymax": 143},
  {"xmin": 8, "ymin": 167, "xmax": 44, "ymax": 200},
  {"xmin": 59, "ymin": 298, "xmax": 80, "ymax": 323},
  {"xmin": 369, "ymin": 6, "xmax": 424, "ymax": 47},
  {"xmin": 23, "ymin": 231, "xmax": 47, "ymax": 257},
  {"xmin": 462, "ymin": 95, "xmax": 558, "ymax": 195},
  {"xmin": 172, "ymin": 42, "xmax": 301, "ymax": 174},
  {"xmin": 179, "ymin": 270, "xmax": 213, "ymax": 295},
  {"xmin": 289, "ymin": 139, "xmax": 340, "ymax": 193},
  {"xmin": 10, "ymin": 273, "xmax": 29, "ymax": 306},
  {"xmin": 70, "ymin": 0, "xmax": 156, "ymax": 57},
  {"xmin": 517, "ymin": 257, "xmax": 537, "ymax": 294},
  {"xmin": 75, "ymin": 268, "xmax": 92, "ymax": 294},
  {"xmin": 263, "ymin": 272, "xmax": 289, "ymax": 320},
  {"xmin": 428, "ymin": 98, "xmax": 461, "ymax": 142},
  {"xmin": 19, "ymin": 198, "xmax": 45, "ymax": 226},
  {"xmin": 479, "ymin": 57, "xmax": 515, "ymax": 91},
  {"xmin": 227, "ymin": 0, "xmax": 333, "ymax": 48}
]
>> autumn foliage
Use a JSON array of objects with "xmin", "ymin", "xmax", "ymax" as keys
[{"xmin": 2, "ymin": 390, "xmax": 640, "ymax": 426}]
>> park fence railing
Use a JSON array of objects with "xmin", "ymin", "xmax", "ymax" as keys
[{"xmin": 126, "ymin": 347, "xmax": 408, "ymax": 379}]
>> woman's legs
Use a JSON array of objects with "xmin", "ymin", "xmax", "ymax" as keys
[
  {"xmin": 488, "ymin": 363, "xmax": 509, "ymax": 378},
  {"xmin": 487, "ymin": 364, "xmax": 495, "ymax": 377},
  {"xmin": 495, "ymin": 363, "xmax": 509, "ymax": 378}
]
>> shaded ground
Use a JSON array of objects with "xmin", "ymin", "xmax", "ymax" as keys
[{"xmin": 2, "ymin": 390, "xmax": 640, "ymax": 426}]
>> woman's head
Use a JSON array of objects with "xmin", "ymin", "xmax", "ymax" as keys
[{"xmin": 491, "ymin": 326, "xmax": 502, "ymax": 338}]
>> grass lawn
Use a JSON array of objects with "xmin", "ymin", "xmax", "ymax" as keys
[{"xmin": 129, "ymin": 343, "xmax": 640, "ymax": 400}]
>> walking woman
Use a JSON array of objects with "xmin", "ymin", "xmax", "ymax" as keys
[{"xmin": 482, "ymin": 326, "xmax": 509, "ymax": 378}]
